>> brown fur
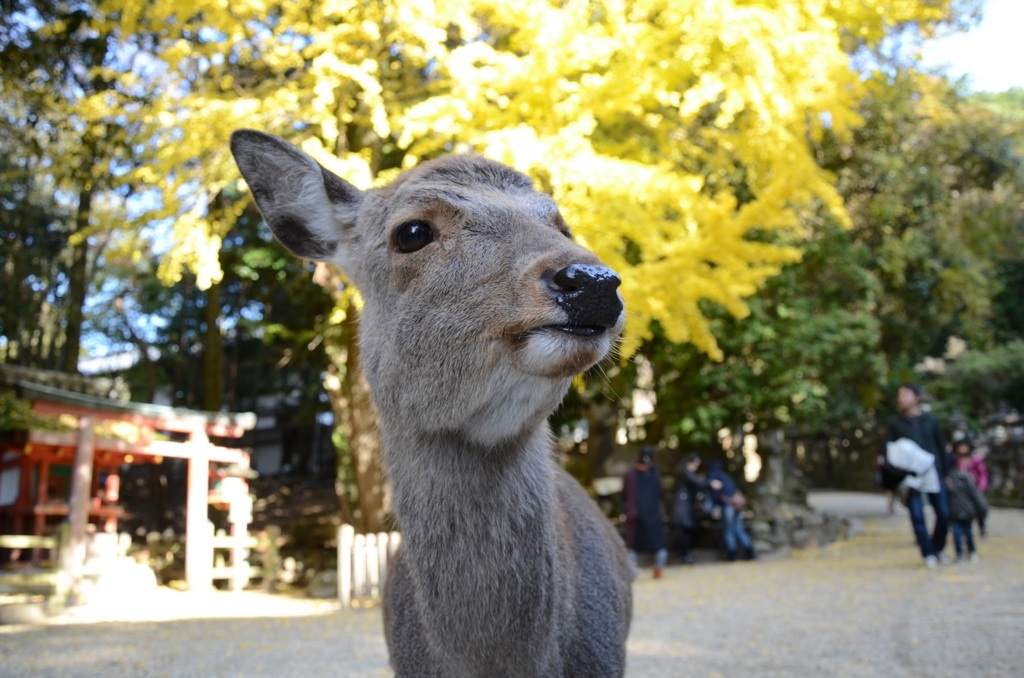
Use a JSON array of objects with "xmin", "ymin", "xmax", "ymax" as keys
[{"xmin": 231, "ymin": 130, "xmax": 633, "ymax": 677}]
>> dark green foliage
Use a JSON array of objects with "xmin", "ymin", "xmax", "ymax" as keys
[
  {"xmin": 643, "ymin": 223, "xmax": 885, "ymax": 454},
  {"xmin": 927, "ymin": 341, "xmax": 1024, "ymax": 425},
  {"xmin": 818, "ymin": 73, "xmax": 1020, "ymax": 366},
  {"xmin": 0, "ymin": 143, "xmax": 72, "ymax": 367},
  {"xmin": 0, "ymin": 389, "xmax": 69, "ymax": 432},
  {"xmin": 88, "ymin": 205, "xmax": 334, "ymax": 422}
]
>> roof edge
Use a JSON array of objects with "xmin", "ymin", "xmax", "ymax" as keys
[{"xmin": 15, "ymin": 381, "xmax": 257, "ymax": 432}]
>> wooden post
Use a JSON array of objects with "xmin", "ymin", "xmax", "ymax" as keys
[
  {"xmin": 353, "ymin": 534, "xmax": 366, "ymax": 600},
  {"xmin": 338, "ymin": 524, "xmax": 354, "ymax": 608},
  {"xmin": 366, "ymin": 533, "xmax": 379, "ymax": 598},
  {"xmin": 388, "ymin": 531, "xmax": 402, "ymax": 561},
  {"xmin": 228, "ymin": 494, "xmax": 252, "ymax": 592},
  {"xmin": 228, "ymin": 458, "xmax": 252, "ymax": 592},
  {"xmin": 15, "ymin": 457, "xmax": 31, "ymax": 536},
  {"xmin": 262, "ymin": 525, "xmax": 280, "ymax": 592},
  {"xmin": 60, "ymin": 415, "xmax": 95, "ymax": 605},
  {"xmin": 103, "ymin": 469, "xmax": 120, "ymax": 533},
  {"xmin": 36, "ymin": 459, "xmax": 50, "ymax": 505},
  {"xmin": 185, "ymin": 430, "xmax": 212, "ymax": 591},
  {"xmin": 50, "ymin": 522, "xmax": 72, "ymax": 610},
  {"xmin": 376, "ymin": 531, "xmax": 389, "ymax": 593},
  {"xmin": 32, "ymin": 459, "xmax": 51, "ymax": 565}
]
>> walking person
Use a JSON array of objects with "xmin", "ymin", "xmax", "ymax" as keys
[
  {"xmin": 706, "ymin": 460, "xmax": 755, "ymax": 561},
  {"xmin": 954, "ymin": 438, "xmax": 989, "ymax": 537},
  {"xmin": 671, "ymin": 453, "xmax": 708, "ymax": 565},
  {"xmin": 885, "ymin": 384, "xmax": 951, "ymax": 567},
  {"xmin": 623, "ymin": 446, "xmax": 668, "ymax": 578},
  {"xmin": 947, "ymin": 461, "xmax": 988, "ymax": 563}
]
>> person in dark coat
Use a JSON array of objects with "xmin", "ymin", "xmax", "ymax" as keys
[
  {"xmin": 671, "ymin": 453, "xmax": 709, "ymax": 565},
  {"xmin": 885, "ymin": 383, "xmax": 951, "ymax": 567},
  {"xmin": 706, "ymin": 460, "xmax": 755, "ymax": 561},
  {"xmin": 623, "ymin": 446, "xmax": 667, "ymax": 578}
]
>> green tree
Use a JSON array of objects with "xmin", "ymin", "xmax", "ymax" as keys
[
  {"xmin": 925, "ymin": 341, "xmax": 1024, "ymax": 425},
  {"xmin": 1, "ymin": 0, "xmax": 153, "ymax": 372},
  {"xmin": 0, "ymin": 117, "xmax": 71, "ymax": 367},
  {"xmin": 817, "ymin": 72, "xmax": 1022, "ymax": 374}
]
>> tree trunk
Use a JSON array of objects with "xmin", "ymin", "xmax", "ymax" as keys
[
  {"xmin": 321, "ymin": 289, "xmax": 387, "ymax": 532},
  {"xmin": 150, "ymin": 461, "xmax": 170, "ymax": 532},
  {"xmin": 313, "ymin": 257, "xmax": 388, "ymax": 532},
  {"xmin": 342, "ymin": 312, "xmax": 387, "ymax": 533},
  {"xmin": 203, "ymin": 281, "xmax": 224, "ymax": 411},
  {"xmin": 61, "ymin": 186, "xmax": 94, "ymax": 374},
  {"xmin": 174, "ymin": 277, "xmax": 193, "ymax": 407},
  {"xmin": 324, "ymin": 364, "xmax": 357, "ymax": 528},
  {"xmin": 228, "ymin": 291, "xmax": 242, "ymax": 410},
  {"xmin": 585, "ymin": 399, "xmax": 620, "ymax": 480},
  {"xmin": 60, "ymin": 415, "xmax": 95, "ymax": 604}
]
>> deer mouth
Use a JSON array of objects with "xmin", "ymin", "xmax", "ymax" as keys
[
  {"xmin": 544, "ymin": 324, "xmax": 606, "ymax": 337},
  {"xmin": 510, "ymin": 319, "xmax": 619, "ymax": 378}
]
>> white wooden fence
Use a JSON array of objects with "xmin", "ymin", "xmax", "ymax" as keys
[{"xmin": 337, "ymin": 524, "xmax": 401, "ymax": 608}]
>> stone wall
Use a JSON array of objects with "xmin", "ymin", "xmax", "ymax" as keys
[{"xmin": 747, "ymin": 453, "xmax": 850, "ymax": 555}]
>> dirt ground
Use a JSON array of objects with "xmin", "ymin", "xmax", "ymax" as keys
[{"xmin": 2, "ymin": 491, "xmax": 1022, "ymax": 677}]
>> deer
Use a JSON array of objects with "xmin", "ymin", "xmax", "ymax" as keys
[{"xmin": 230, "ymin": 130, "xmax": 633, "ymax": 677}]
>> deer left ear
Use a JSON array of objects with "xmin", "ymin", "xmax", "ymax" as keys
[{"xmin": 230, "ymin": 130, "xmax": 365, "ymax": 273}]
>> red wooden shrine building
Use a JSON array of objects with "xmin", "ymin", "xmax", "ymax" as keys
[{"xmin": 0, "ymin": 366, "xmax": 256, "ymax": 592}]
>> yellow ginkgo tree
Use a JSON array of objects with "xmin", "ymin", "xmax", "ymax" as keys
[{"xmin": 94, "ymin": 0, "xmax": 958, "ymax": 359}]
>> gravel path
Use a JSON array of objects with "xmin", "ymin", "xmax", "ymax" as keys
[{"xmin": 2, "ymin": 492, "xmax": 1022, "ymax": 677}]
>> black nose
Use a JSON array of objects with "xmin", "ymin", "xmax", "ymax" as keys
[{"xmin": 549, "ymin": 264, "xmax": 623, "ymax": 330}]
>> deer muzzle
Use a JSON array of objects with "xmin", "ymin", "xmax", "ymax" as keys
[{"xmin": 546, "ymin": 264, "xmax": 623, "ymax": 335}]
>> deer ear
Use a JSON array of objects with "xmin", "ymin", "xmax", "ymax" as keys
[{"xmin": 230, "ymin": 130, "xmax": 364, "ymax": 268}]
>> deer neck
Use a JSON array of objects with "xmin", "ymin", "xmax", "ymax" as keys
[{"xmin": 382, "ymin": 423, "xmax": 565, "ymax": 662}]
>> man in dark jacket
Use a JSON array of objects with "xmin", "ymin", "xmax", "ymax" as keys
[
  {"xmin": 886, "ymin": 384, "xmax": 951, "ymax": 567},
  {"xmin": 671, "ymin": 453, "xmax": 708, "ymax": 565}
]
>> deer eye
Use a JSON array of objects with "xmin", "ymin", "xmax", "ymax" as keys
[{"xmin": 393, "ymin": 220, "xmax": 434, "ymax": 253}]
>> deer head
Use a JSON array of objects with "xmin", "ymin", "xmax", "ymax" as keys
[{"xmin": 230, "ymin": 130, "xmax": 624, "ymax": 447}]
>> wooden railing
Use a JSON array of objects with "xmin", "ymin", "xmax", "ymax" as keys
[
  {"xmin": 0, "ymin": 534, "xmax": 58, "ymax": 551},
  {"xmin": 0, "ymin": 524, "xmax": 68, "ymax": 595},
  {"xmin": 337, "ymin": 524, "xmax": 401, "ymax": 608},
  {"xmin": 146, "ymin": 524, "xmax": 282, "ymax": 591}
]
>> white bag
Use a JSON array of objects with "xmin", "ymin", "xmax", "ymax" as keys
[{"xmin": 886, "ymin": 437, "xmax": 940, "ymax": 493}]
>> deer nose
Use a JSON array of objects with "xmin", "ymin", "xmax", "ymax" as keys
[{"xmin": 548, "ymin": 264, "xmax": 623, "ymax": 330}]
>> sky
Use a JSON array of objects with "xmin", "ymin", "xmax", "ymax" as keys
[{"xmin": 918, "ymin": 0, "xmax": 1024, "ymax": 92}]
